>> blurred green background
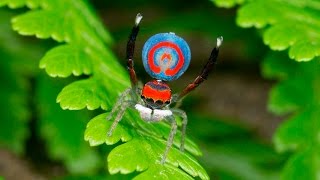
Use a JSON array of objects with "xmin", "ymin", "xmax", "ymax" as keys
[{"xmin": 0, "ymin": 0, "xmax": 290, "ymax": 179}]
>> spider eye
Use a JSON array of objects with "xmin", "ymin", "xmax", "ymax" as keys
[
  {"xmin": 165, "ymin": 101, "xmax": 170, "ymax": 104},
  {"xmin": 141, "ymin": 95, "xmax": 145, "ymax": 99},
  {"xmin": 155, "ymin": 100, "xmax": 164, "ymax": 106},
  {"xmin": 145, "ymin": 98, "xmax": 154, "ymax": 104}
]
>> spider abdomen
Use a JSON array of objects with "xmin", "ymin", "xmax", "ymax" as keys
[
  {"xmin": 135, "ymin": 104, "xmax": 172, "ymax": 121},
  {"xmin": 141, "ymin": 80, "xmax": 171, "ymax": 109},
  {"xmin": 142, "ymin": 33, "xmax": 191, "ymax": 81}
]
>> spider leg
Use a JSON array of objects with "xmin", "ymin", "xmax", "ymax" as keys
[
  {"xmin": 172, "ymin": 109, "xmax": 187, "ymax": 151},
  {"xmin": 161, "ymin": 115, "xmax": 177, "ymax": 164},
  {"xmin": 107, "ymin": 101, "xmax": 132, "ymax": 136},
  {"xmin": 175, "ymin": 37, "xmax": 223, "ymax": 101},
  {"xmin": 106, "ymin": 88, "xmax": 131, "ymax": 121},
  {"xmin": 127, "ymin": 13, "xmax": 143, "ymax": 88}
]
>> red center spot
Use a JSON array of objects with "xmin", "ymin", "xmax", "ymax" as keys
[
  {"xmin": 148, "ymin": 41, "xmax": 184, "ymax": 76},
  {"xmin": 161, "ymin": 53, "xmax": 172, "ymax": 61}
]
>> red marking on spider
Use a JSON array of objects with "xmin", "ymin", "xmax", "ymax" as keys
[
  {"xmin": 148, "ymin": 41, "xmax": 184, "ymax": 76},
  {"xmin": 141, "ymin": 80, "xmax": 171, "ymax": 109},
  {"xmin": 161, "ymin": 53, "xmax": 172, "ymax": 61}
]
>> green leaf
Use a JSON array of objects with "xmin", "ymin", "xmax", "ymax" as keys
[
  {"xmin": 288, "ymin": 41, "xmax": 320, "ymax": 61},
  {"xmin": 281, "ymin": 147, "xmax": 320, "ymax": 180},
  {"xmin": 202, "ymin": 142, "xmax": 281, "ymax": 180},
  {"xmin": 0, "ymin": 0, "xmax": 29, "ymax": 9},
  {"xmin": 12, "ymin": 10, "xmax": 66, "ymax": 42},
  {"xmin": 57, "ymin": 78, "xmax": 114, "ymax": 110},
  {"xmin": 212, "ymin": 0, "xmax": 246, "ymax": 8},
  {"xmin": 237, "ymin": 0, "xmax": 320, "ymax": 61},
  {"xmin": 107, "ymin": 135, "xmax": 208, "ymax": 179},
  {"xmin": 263, "ymin": 53, "xmax": 316, "ymax": 115},
  {"xmin": 268, "ymin": 77, "xmax": 309, "ymax": 115},
  {"xmin": 0, "ymin": 9, "xmax": 44, "ymax": 154},
  {"xmin": 263, "ymin": 23, "xmax": 302, "ymax": 51},
  {"xmin": 85, "ymin": 110, "xmax": 208, "ymax": 179},
  {"xmin": 188, "ymin": 113, "xmax": 284, "ymax": 180},
  {"xmin": 134, "ymin": 164, "xmax": 193, "ymax": 180},
  {"xmin": 134, "ymin": 118, "xmax": 202, "ymax": 156},
  {"xmin": 262, "ymin": 52, "xmax": 320, "ymax": 179},
  {"xmin": 57, "ymin": 174, "xmax": 135, "ymax": 180},
  {"xmin": 9, "ymin": 0, "xmax": 112, "ymax": 46},
  {"xmin": 213, "ymin": 0, "xmax": 320, "ymax": 62},
  {"xmin": 0, "ymin": 84, "xmax": 29, "ymax": 154},
  {"xmin": 261, "ymin": 52, "xmax": 298, "ymax": 80},
  {"xmin": 84, "ymin": 113, "xmax": 132, "ymax": 146},
  {"xmin": 108, "ymin": 137, "xmax": 149, "ymax": 174},
  {"xmin": 274, "ymin": 107, "xmax": 318, "ymax": 153},
  {"xmin": 39, "ymin": 45, "xmax": 93, "ymax": 78},
  {"xmin": 36, "ymin": 75, "xmax": 101, "ymax": 174}
]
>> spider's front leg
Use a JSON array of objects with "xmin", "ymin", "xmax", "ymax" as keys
[
  {"xmin": 107, "ymin": 13, "xmax": 143, "ymax": 136},
  {"xmin": 106, "ymin": 88, "xmax": 131, "ymax": 121},
  {"xmin": 176, "ymin": 36, "xmax": 223, "ymax": 100},
  {"xmin": 168, "ymin": 37, "xmax": 222, "ymax": 155},
  {"xmin": 106, "ymin": 83, "xmax": 136, "ymax": 138},
  {"xmin": 107, "ymin": 99, "xmax": 134, "ymax": 136}
]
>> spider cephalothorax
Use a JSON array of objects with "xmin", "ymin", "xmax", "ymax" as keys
[{"xmin": 107, "ymin": 13, "xmax": 223, "ymax": 164}]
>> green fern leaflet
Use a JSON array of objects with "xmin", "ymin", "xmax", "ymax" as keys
[{"xmin": 213, "ymin": 0, "xmax": 320, "ymax": 61}]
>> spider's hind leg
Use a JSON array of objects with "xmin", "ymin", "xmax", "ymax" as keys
[
  {"xmin": 172, "ymin": 109, "xmax": 188, "ymax": 152},
  {"xmin": 161, "ymin": 115, "xmax": 178, "ymax": 164}
]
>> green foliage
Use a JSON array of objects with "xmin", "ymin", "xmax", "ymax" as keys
[
  {"xmin": 213, "ymin": 0, "xmax": 320, "ymax": 61},
  {"xmin": 36, "ymin": 75, "xmax": 101, "ymax": 174},
  {"xmin": 262, "ymin": 53, "xmax": 320, "ymax": 179},
  {"xmin": 57, "ymin": 78, "xmax": 111, "ymax": 110},
  {"xmin": 85, "ymin": 112, "xmax": 207, "ymax": 179},
  {"xmin": 188, "ymin": 114, "xmax": 284, "ymax": 180},
  {"xmin": 0, "ymin": 10, "xmax": 40, "ymax": 154},
  {"xmin": 39, "ymin": 45, "xmax": 93, "ymax": 78},
  {"xmin": 1, "ymin": 0, "xmax": 208, "ymax": 179},
  {"xmin": 0, "ymin": 9, "xmax": 101, "ymax": 175},
  {"xmin": 213, "ymin": 0, "xmax": 320, "ymax": 179},
  {"xmin": 213, "ymin": 0, "xmax": 245, "ymax": 8}
]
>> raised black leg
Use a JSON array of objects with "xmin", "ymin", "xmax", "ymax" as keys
[
  {"xmin": 177, "ymin": 36, "xmax": 223, "ymax": 100},
  {"xmin": 127, "ymin": 13, "xmax": 143, "ymax": 88}
]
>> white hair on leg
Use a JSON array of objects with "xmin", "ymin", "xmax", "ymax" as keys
[
  {"xmin": 217, "ymin": 36, "xmax": 223, "ymax": 48},
  {"xmin": 135, "ymin": 13, "xmax": 143, "ymax": 26}
]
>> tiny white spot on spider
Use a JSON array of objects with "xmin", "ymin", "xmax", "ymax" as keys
[
  {"xmin": 135, "ymin": 104, "xmax": 172, "ymax": 121},
  {"xmin": 135, "ymin": 13, "xmax": 143, "ymax": 26},
  {"xmin": 217, "ymin": 36, "xmax": 223, "ymax": 47}
]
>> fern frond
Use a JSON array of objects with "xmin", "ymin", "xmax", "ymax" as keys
[
  {"xmin": 213, "ymin": 0, "xmax": 320, "ymax": 61},
  {"xmin": 1, "ymin": 0, "xmax": 209, "ymax": 178}
]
